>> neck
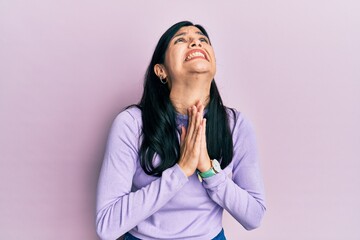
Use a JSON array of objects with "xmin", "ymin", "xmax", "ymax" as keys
[{"xmin": 169, "ymin": 77, "xmax": 211, "ymax": 115}]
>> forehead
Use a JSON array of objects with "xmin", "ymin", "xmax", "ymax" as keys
[{"xmin": 173, "ymin": 26, "xmax": 205, "ymax": 37}]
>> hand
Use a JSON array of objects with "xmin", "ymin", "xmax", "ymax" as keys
[
  {"xmin": 178, "ymin": 105, "xmax": 204, "ymax": 177},
  {"xmin": 197, "ymin": 117, "xmax": 211, "ymax": 172},
  {"xmin": 195, "ymin": 102, "xmax": 211, "ymax": 173}
]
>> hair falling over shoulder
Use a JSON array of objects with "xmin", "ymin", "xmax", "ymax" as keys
[{"xmin": 131, "ymin": 21, "xmax": 236, "ymax": 176}]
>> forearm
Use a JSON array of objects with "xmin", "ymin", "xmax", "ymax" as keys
[
  {"xmin": 96, "ymin": 164, "xmax": 188, "ymax": 240},
  {"xmin": 202, "ymin": 170, "xmax": 266, "ymax": 230}
]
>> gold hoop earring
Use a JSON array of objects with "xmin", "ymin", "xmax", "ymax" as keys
[{"xmin": 159, "ymin": 76, "xmax": 167, "ymax": 84}]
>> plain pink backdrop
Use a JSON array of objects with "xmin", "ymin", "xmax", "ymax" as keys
[{"xmin": 1, "ymin": 1, "xmax": 359, "ymax": 239}]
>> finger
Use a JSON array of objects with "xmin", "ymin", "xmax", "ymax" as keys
[
  {"xmin": 195, "ymin": 102, "xmax": 204, "ymax": 127},
  {"xmin": 201, "ymin": 118, "xmax": 207, "ymax": 148},
  {"xmin": 198, "ymin": 103, "xmax": 204, "ymax": 118},
  {"xmin": 195, "ymin": 100, "xmax": 202, "ymax": 109},
  {"xmin": 185, "ymin": 107, "xmax": 193, "ymax": 140},
  {"xmin": 180, "ymin": 125, "xmax": 186, "ymax": 145},
  {"xmin": 202, "ymin": 118, "xmax": 207, "ymax": 133},
  {"xmin": 196, "ymin": 101, "xmax": 204, "ymax": 112},
  {"xmin": 187, "ymin": 106, "xmax": 197, "ymax": 141},
  {"xmin": 191, "ymin": 111, "xmax": 203, "ymax": 142},
  {"xmin": 197, "ymin": 110, "xmax": 202, "ymax": 128},
  {"xmin": 193, "ymin": 121, "xmax": 203, "ymax": 148},
  {"xmin": 196, "ymin": 104, "xmax": 204, "ymax": 127}
]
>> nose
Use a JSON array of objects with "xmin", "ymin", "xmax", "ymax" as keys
[{"xmin": 189, "ymin": 38, "xmax": 202, "ymax": 48}]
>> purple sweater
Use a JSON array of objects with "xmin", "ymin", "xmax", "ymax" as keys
[{"xmin": 96, "ymin": 107, "xmax": 266, "ymax": 240}]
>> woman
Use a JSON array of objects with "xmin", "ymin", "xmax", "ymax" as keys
[{"xmin": 96, "ymin": 21, "xmax": 266, "ymax": 240}]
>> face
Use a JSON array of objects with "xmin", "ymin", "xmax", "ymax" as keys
[{"xmin": 160, "ymin": 26, "xmax": 216, "ymax": 84}]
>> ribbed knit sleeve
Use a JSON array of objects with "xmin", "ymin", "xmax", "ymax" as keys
[
  {"xmin": 95, "ymin": 109, "xmax": 188, "ymax": 240},
  {"xmin": 202, "ymin": 111, "xmax": 266, "ymax": 230}
]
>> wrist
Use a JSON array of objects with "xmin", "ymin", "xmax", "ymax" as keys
[
  {"xmin": 197, "ymin": 158, "xmax": 211, "ymax": 173},
  {"xmin": 197, "ymin": 159, "xmax": 221, "ymax": 180},
  {"xmin": 178, "ymin": 163, "xmax": 192, "ymax": 177}
]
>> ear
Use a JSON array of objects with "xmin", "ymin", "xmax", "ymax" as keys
[{"xmin": 154, "ymin": 64, "xmax": 167, "ymax": 79}]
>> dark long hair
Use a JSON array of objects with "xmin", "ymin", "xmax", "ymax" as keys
[{"xmin": 136, "ymin": 21, "xmax": 235, "ymax": 176}]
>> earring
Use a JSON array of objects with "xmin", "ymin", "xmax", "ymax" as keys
[{"xmin": 159, "ymin": 76, "xmax": 167, "ymax": 84}]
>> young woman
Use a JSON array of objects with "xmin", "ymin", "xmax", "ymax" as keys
[{"xmin": 96, "ymin": 21, "xmax": 266, "ymax": 240}]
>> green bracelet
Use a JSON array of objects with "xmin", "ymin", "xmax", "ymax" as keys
[{"xmin": 199, "ymin": 168, "xmax": 216, "ymax": 178}]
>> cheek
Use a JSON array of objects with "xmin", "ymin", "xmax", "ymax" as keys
[
  {"xmin": 209, "ymin": 48, "xmax": 216, "ymax": 61},
  {"xmin": 163, "ymin": 55, "xmax": 176, "ymax": 78},
  {"xmin": 209, "ymin": 49, "xmax": 217, "ymax": 72},
  {"xmin": 166, "ymin": 50, "xmax": 183, "ymax": 69}
]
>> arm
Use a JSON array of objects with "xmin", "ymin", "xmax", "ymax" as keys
[
  {"xmin": 202, "ymin": 113, "xmax": 266, "ymax": 230},
  {"xmin": 96, "ymin": 110, "xmax": 188, "ymax": 240}
]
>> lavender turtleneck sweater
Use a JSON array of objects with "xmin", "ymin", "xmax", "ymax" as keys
[{"xmin": 96, "ymin": 107, "xmax": 266, "ymax": 240}]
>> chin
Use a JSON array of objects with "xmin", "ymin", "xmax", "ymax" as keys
[{"xmin": 188, "ymin": 64, "xmax": 213, "ymax": 73}]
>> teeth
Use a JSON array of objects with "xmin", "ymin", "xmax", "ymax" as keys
[{"xmin": 186, "ymin": 51, "xmax": 205, "ymax": 60}]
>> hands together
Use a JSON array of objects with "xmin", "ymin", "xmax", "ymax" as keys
[{"xmin": 178, "ymin": 102, "xmax": 212, "ymax": 177}]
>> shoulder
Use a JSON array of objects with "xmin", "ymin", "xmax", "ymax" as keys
[
  {"xmin": 225, "ymin": 107, "xmax": 256, "ymax": 143},
  {"xmin": 115, "ymin": 106, "xmax": 142, "ymax": 121},
  {"xmin": 111, "ymin": 106, "xmax": 142, "ymax": 136},
  {"xmin": 225, "ymin": 107, "xmax": 248, "ymax": 130}
]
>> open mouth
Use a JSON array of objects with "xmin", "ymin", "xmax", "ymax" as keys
[{"xmin": 185, "ymin": 50, "xmax": 208, "ymax": 61}]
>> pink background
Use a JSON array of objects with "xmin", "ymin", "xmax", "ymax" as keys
[{"xmin": 1, "ymin": 1, "xmax": 359, "ymax": 239}]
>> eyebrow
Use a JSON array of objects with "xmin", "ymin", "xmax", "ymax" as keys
[{"xmin": 173, "ymin": 31, "xmax": 206, "ymax": 39}]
